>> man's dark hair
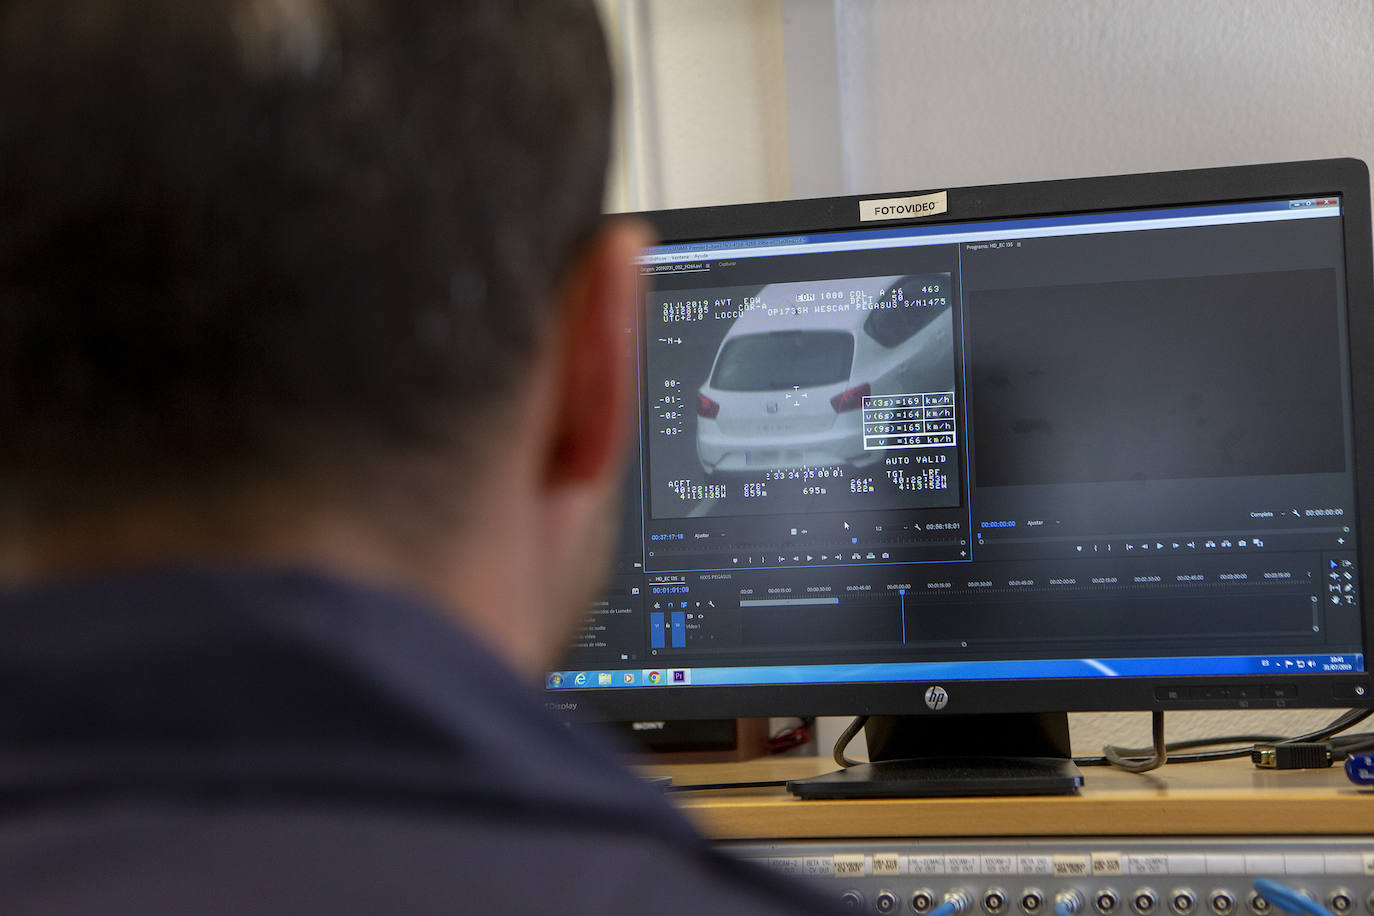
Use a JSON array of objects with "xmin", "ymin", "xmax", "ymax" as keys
[{"xmin": 0, "ymin": 0, "xmax": 612, "ymax": 518}]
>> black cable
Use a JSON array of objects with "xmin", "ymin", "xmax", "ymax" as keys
[
  {"xmin": 1080, "ymin": 745, "xmax": 1249, "ymax": 767},
  {"xmin": 833, "ymin": 715, "xmax": 869, "ymax": 769},
  {"xmin": 831, "ymin": 710, "xmax": 1371, "ymax": 772},
  {"xmin": 1076, "ymin": 734, "xmax": 1277, "ymax": 767},
  {"xmin": 656, "ymin": 710, "xmax": 1374, "ymax": 791},
  {"xmin": 664, "ymin": 779, "xmax": 790, "ymax": 793},
  {"xmin": 1329, "ymin": 731, "xmax": 1374, "ymax": 753},
  {"xmin": 1076, "ymin": 708, "xmax": 1374, "ymax": 768},
  {"xmin": 1300, "ymin": 708, "xmax": 1372, "ymax": 740},
  {"xmin": 675, "ymin": 709, "xmax": 1374, "ymax": 786},
  {"xmin": 663, "ymin": 715, "xmax": 866, "ymax": 790},
  {"xmin": 1144, "ymin": 733, "xmax": 1284, "ymax": 750},
  {"xmin": 1101, "ymin": 709, "xmax": 1168, "ymax": 773}
]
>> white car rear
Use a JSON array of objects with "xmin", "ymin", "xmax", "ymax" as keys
[{"xmin": 696, "ymin": 275, "xmax": 952, "ymax": 474}]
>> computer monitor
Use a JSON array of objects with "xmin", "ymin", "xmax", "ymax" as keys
[{"xmin": 547, "ymin": 159, "xmax": 1374, "ymax": 795}]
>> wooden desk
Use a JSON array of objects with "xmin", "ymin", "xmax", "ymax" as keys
[{"xmin": 641, "ymin": 757, "xmax": 1374, "ymax": 841}]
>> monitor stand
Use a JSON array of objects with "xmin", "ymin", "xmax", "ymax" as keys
[{"xmin": 786, "ymin": 712, "xmax": 1083, "ymax": 799}]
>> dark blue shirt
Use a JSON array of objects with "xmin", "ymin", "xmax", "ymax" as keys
[{"xmin": 0, "ymin": 567, "xmax": 839, "ymax": 914}]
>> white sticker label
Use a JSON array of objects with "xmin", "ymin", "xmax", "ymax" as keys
[
  {"xmin": 983, "ymin": 855, "xmax": 1017, "ymax": 874},
  {"xmin": 910, "ymin": 855, "xmax": 947, "ymax": 875},
  {"xmin": 859, "ymin": 191, "xmax": 949, "ymax": 222},
  {"xmin": 834, "ymin": 854, "xmax": 866, "ymax": 877},
  {"xmin": 1168, "ymin": 855, "xmax": 1206, "ymax": 875},
  {"xmin": 1245, "ymin": 854, "xmax": 1286, "ymax": 875},
  {"xmin": 1127, "ymin": 855, "xmax": 1169, "ymax": 875},
  {"xmin": 873, "ymin": 853, "xmax": 902, "ymax": 876},
  {"xmin": 1324, "ymin": 854, "xmax": 1362, "ymax": 875},
  {"xmin": 769, "ymin": 857, "xmax": 802, "ymax": 875},
  {"xmin": 948, "ymin": 854, "xmax": 980, "ymax": 874},
  {"xmin": 1055, "ymin": 854, "xmax": 1090, "ymax": 877},
  {"xmin": 1206, "ymin": 855, "xmax": 1245, "ymax": 875},
  {"xmin": 1092, "ymin": 852, "xmax": 1123, "ymax": 876},
  {"xmin": 1285, "ymin": 854, "xmax": 1325, "ymax": 875}
]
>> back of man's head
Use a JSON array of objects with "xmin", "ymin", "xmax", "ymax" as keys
[{"xmin": 0, "ymin": 0, "xmax": 613, "ymax": 528}]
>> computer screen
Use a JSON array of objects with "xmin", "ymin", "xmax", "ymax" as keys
[{"xmin": 546, "ymin": 160, "xmax": 1374, "ymax": 750}]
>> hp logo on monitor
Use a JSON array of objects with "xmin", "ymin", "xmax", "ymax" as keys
[{"xmin": 924, "ymin": 686, "xmax": 949, "ymax": 711}]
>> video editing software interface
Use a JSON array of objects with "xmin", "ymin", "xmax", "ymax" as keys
[{"xmin": 548, "ymin": 194, "xmax": 1365, "ymax": 694}]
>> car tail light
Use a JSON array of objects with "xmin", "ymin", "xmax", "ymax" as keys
[
  {"xmin": 830, "ymin": 382, "xmax": 871, "ymax": 413},
  {"xmin": 697, "ymin": 393, "xmax": 720, "ymax": 419}
]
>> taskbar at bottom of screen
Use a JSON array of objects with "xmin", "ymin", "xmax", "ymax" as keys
[{"xmin": 544, "ymin": 652, "xmax": 1364, "ymax": 689}]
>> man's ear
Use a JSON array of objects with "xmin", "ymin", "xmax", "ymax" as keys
[{"xmin": 543, "ymin": 217, "xmax": 654, "ymax": 488}]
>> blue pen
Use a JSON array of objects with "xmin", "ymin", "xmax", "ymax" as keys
[{"xmin": 1343, "ymin": 752, "xmax": 1374, "ymax": 786}]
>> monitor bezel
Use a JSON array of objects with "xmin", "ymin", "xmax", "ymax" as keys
[{"xmin": 559, "ymin": 158, "xmax": 1374, "ymax": 722}]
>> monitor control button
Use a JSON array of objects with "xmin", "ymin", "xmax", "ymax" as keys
[{"xmin": 1155, "ymin": 686, "xmax": 1191, "ymax": 701}]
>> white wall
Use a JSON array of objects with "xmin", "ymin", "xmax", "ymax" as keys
[
  {"xmin": 834, "ymin": 0, "xmax": 1374, "ymax": 203},
  {"xmin": 604, "ymin": 0, "xmax": 1374, "ymax": 759},
  {"xmin": 600, "ymin": 0, "xmax": 791, "ymax": 212},
  {"xmin": 606, "ymin": 0, "xmax": 1374, "ymax": 206}
]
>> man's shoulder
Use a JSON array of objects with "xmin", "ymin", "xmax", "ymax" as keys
[
  {"xmin": 0, "ymin": 568, "xmax": 842, "ymax": 914},
  {"xmin": 0, "ymin": 566, "xmax": 679, "ymax": 819}
]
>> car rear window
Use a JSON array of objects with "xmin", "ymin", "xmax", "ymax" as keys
[{"xmin": 710, "ymin": 330, "xmax": 855, "ymax": 391}]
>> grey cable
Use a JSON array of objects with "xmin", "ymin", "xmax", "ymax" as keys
[
  {"xmin": 833, "ymin": 715, "xmax": 869, "ymax": 768},
  {"xmin": 1102, "ymin": 709, "xmax": 1167, "ymax": 773}
]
